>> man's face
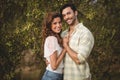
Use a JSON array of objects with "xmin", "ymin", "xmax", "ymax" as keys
[{"xmin": 62, "ymin": 7, "xmax": 77, "ymax": 25}]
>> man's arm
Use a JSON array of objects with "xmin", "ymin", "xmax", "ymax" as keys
[
  {"xmin": 65, "ymin": 45, "xmax": 80, "ymax": 64},
  {"xmin": 63, "ymin": 36, "xmax": 80, "ymax": 64},
  {"xmin": 63, "ymin": 32, "xmax": 94, "ymax": 64}
]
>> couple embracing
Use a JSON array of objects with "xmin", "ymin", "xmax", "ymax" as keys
[{"xmin": 41, "ymin": 3, "xmax": 94, "ymax": 80}]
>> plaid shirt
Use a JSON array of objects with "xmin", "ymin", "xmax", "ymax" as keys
[{"xmin": 62, "ymin": 23, "xmax": 94, "ymax": 80}]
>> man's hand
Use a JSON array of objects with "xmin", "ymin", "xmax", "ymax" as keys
[{"xmin": 63, "ymin": 34, "xmax": 69, "ymax": 48}]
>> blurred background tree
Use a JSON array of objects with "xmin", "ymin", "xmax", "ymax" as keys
[{"xmin": 0, "ymin": 0, "xmax": 120, "ymax": 80}]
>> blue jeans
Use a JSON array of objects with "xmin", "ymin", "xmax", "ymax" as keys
[{"xmin": 41, "ymin": 70, "xmax": 63, "ymax": 80}]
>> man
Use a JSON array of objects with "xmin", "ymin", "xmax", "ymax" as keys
[{"xmin": 60, "ymin": 3, "xmax": 94, "ymax": 80}]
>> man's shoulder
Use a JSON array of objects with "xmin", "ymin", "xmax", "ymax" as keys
[
  {"xmin": 77, "ymin": 23, "xmax": 85, "ymax": 28},
  {"xmin": 61, "ymin": 29, "xmax": 68, "ymax": 38},
  {"xmin": 62, "ymin": 29, "xmax": 68, "ymax": 33},
  {"xmin": 77, "ymin": 23, "xmax": 90, "ymax": 32}
]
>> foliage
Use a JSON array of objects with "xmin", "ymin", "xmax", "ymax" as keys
[{"xmin": 0, "ymin": 0, "xmax": 120, "ymax": 80}]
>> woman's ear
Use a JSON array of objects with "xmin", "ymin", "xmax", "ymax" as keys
[{"xmin": 75, "ymin": 11, "xmax": 78, "ymax": 16}]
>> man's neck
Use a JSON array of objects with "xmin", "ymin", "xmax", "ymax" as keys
[{"xmin": 69, "ymin": 20, "xmax": 79, "ymax": 31}]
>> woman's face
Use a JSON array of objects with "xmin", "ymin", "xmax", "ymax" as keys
[{"xmin": 51, "ymin": 17, "xmax": 62, "ymax": 33}]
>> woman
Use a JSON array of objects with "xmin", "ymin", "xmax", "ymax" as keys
[{"xmin": 41, "ymin": 12, "xmax": 66, "ymax": 80}]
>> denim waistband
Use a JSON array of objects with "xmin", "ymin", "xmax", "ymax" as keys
[{"xmin": 45, "ymin": 70, "xmax": 63, "ymax": 78}]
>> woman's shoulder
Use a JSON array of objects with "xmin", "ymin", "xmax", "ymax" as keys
[{"xmin": 46, "ymin": 36, "xmax": 57, "ymax": 41}]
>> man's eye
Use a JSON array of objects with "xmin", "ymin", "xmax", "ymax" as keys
[
  {"xmin": 59, "ymin": 22, "xmax": 61, "ymax": 24},
  {"xmin": 62, "ymin": 15, "xmax": 65, "ymax": 17},
  {"xmin": 67, "ymin": 12, "xmax": 71, "ymax": 15}
]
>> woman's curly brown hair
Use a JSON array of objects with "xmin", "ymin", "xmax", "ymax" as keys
[{"xmin": 41, "ymin": 12, "xmax": 63, "ymax": 50}]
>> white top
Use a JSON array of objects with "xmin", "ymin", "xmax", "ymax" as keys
[{"xmin": 44, "ymin": 36, "xmax": 64, "ymax": 74}]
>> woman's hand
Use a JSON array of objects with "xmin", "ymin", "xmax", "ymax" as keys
[{"xmin": 44, "ymin": 59, "xmax": 50, "ymax": 66}]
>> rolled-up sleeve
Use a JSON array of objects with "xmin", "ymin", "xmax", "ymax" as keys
[{"xmin": 77, "ymin": 32, "xmax": 94, "ymax": 63}]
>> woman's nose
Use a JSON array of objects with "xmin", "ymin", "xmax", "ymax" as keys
[{"xmin": 57, "ymin": 23, "xmax": 61, "ymax": 27}]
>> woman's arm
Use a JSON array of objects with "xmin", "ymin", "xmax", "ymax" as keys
[{"xmin": 50, "ymin": 49, "xmax": 66, "ymax": 70}]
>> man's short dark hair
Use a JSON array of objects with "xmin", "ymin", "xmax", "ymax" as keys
[{"xmin": 60, "ymin": 3, "xmax": 77, "ymax": 14}]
